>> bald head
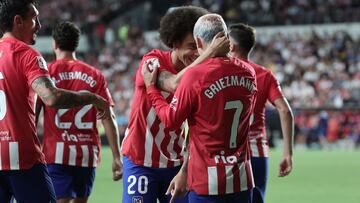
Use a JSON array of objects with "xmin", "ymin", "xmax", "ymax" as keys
[{"xmin": 193, "ymin": 14, "xmax": 227, "ymax": 53}]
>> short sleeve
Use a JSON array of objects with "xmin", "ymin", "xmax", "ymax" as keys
[
  {"xmin": 267, "ymin": 72, "xmax": 284, "ymax": 103},
  {"xmin": 97, "ymin": 72, "xmax": 115, "ymax": 106},
  {"xmin": 19, "ymin": 48, "xmax": 49, "ymax": 86},
  {"xmin": 135, "ymin": 51, "xmax": 170, "ymax": 87}
]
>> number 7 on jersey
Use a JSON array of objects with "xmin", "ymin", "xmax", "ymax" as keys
[{"xmin": 225, "ymin": 100, "xmax": 243, "ymax": 149}]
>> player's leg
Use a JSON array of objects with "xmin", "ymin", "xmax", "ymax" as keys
[
  {"xmin": 72, "ymin": 166, "xmax": 96, "ymax": 203},
  {"xmin": 0, "ymin": 172, "xmax": 13, "ymax": 203},
  {"xmin": 250, "ymin": 157, "xmax": 269, "ymax": 203},
  {"xmin": 122, "ymin": 156, "xmax": 159, "ymax": 203},
  {"xmin": 9, "ymin": 163, "xmax": 56, "ymax": 203},
  {"xmin": 47, "ymin": 164, "xmax": 75, "ymax": 203},
  {"xmin": 157, "ymin": 166, "xmax": 188, "ymax": 203}
]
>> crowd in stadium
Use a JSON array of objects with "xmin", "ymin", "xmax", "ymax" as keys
[
  {"xmin": 36, "ymin": 0, "xmax": 360, "ymax": 149},
  {"xmin": 1, "ymin": 0, "xmax": 359, "ymax": 202}
]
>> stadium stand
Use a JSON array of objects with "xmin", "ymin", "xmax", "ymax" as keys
[{"xmin": 33, "ymin": 0, "xmax": 360, "ymax": 149}]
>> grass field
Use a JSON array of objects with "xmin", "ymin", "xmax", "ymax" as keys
[{"xmin": 89, "ymin": 148, "xmax": 360, "ymax": 203}]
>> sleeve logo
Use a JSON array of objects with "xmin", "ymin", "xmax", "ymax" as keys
[
  {"xmin": 170, "ymin": 96, "xmax": 178, "ymax": 111},
  {"xmin": 36, "ymin": 56, "xmax": 48, "ymax": 71}
]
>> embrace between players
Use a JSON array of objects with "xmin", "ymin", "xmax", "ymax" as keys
[{"xmin": 0, "ymin": 1, "xmax": 293, "ymax": 203}]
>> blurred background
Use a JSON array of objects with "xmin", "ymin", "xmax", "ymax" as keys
[
  {"xmin": 35, "ymin": 0, "xmax": 360, "ymax": 151},
  {"xmin": 31, "ymin": 0, "xmax": 360, "ymax": 202}
]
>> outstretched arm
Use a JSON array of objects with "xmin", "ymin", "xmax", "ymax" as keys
[
  {"xmin": 166, "ymin": 134, "xmax": 190, "ymax": 203},
  {"xmin": 274, "ymin": 97, "xmax": 294, "ymax": 177},
  {"xmin": 156, "ymin": 32, "xmax": 229, "ymax": 93},
  {"xmin": 101, "ymin": 106, "xmax": 122, "ymax": 181},
  {"xmin": 32, "ymin": 76, "xmax": 109, "ymax": 118}
]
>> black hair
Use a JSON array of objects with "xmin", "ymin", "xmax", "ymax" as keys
[
  {"xmin": 52, "ymin": 21, "xmax": 80, "ymax": 52},
  {"xmin": 0, "ymin": 0, "xmax": 36, "ymax": 33},
  {"xmin": 229, "ymin": 23, "xmax": 256, "ymax": 54},
  {"xmin": 159, "ymin": 6, "xmax": 209, "ymax": 48}
]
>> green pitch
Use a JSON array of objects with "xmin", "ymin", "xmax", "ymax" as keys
[{"xmin": 89, "ymin": 148, "xmax": 360, "ymax": 203}]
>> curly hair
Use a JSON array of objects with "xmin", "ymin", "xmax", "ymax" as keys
[
  {"xmin": 52, "ymin": 21, "xmax": 80, "ymax": 52},
  {"xmin": 0, "ymin": 0, "xmax": 36, "ymax": 33},
  {"xmin": 159, "ymin": 6, "xmax": 209, "ymax": 48}
]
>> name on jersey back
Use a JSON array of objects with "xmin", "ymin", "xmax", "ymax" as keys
[
  {"xmin": 53, "ymin": 71, "xmax": 97, "ymax": 87},
  {"xmin": 204, "ymin": 75, "xmax": 255, "ymax": 99}
]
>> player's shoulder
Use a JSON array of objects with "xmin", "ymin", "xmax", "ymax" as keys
[
  {"xmin": 10, "ymin": 38, "xmax": 41, "ymax": 57},
  {"xmin": 143, "ymin": 49, "xmax": 170, "ymax": 60},
  {"xmin": 248, "ymin": 61, "xmax": 269, "ymax": 74}
]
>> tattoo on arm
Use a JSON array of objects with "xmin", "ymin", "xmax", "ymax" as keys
[
  {"xmin": 157, "ymin": 71, "xmax": 175, "ymax": 92},
  {"xmin": 32, "ymin": 76, "xmax": 96, "ymax": 109}
]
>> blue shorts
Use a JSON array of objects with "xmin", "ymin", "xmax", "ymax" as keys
[
  {"xmin": 0, "ymin": 163, "xmax": 56, "ymax": 203},
  {"xmin": 47, "ymin": 164, "xmax": 95, "ymax": 199},
  {"xmin": 188, "ymin": 189, "xmax": 252, "ymax": 203},
  {"xmin": 251, "ymin": 157, "xmax": 269, "ymax": 203},
  {"xmin": 122, "ymin": 156, "xmax": 188, "ymax": 203}
]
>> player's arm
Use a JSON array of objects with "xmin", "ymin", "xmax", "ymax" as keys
[
  {"xmin": 274, "ymin": 97, "xmax": 294, "ymax": 177},
  {"xmin": 166, "ymin": 135, "xmax": 190, "ymax": 203},
  {"xmin": 35, "ymin": 97, "xmax": 43, "ymax": 126},
  {"xmin": 32, "ymin": 76, "xmax": 109, "ymax": 117},
  {"xmin": 101, "ymin": 106, "xmax": 122, "ymax": 181},
  {"xmin": 142, "ymin": 61, "xmax": 194, "ymax": 130},
  {"xmin": 156, "ymin": 32, "xmax": 229, "ymax": 93}
]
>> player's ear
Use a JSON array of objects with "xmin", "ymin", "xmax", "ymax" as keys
[
  {"xmin": 13, "ymin": 15, "xmax": 24, "ymax": 29},
  {"xmin": 195, "ymin": 37, "xmax": 203, "ymax": 49},
  {"xmin": 229, "ymin": 43, "xmax": 236, "ymax": 53}
]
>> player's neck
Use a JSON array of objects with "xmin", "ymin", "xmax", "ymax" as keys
[
  {"xmin": 231, "ymin": 52, "xmax": 248, "ymax": 61},
  {"xmin": 2, "ymin": 32, "xmax": 18, "ymax": 41},
  {"xmin": 56, "ymin": 51, "xmax": 77, "ymax": 61},
  {"xmin": 171, "ymin": 51, "xmax": 185, "ymax": 72}
]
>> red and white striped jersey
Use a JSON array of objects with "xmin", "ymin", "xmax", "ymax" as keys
[
  {"xmin": 41, "ymin": 59, "xmax": 114, "ymax": 167},
  {"xmin": 247, "ymin": 60, "xmax": 284, "ymax": 157},
  {"xmin": 147, "ymin": 57, "xmax": 257, "ymax": 195},
  {"xmin": 121, "ymin": 49, "xmax": 185, "ymax": 168},
  {"xmin": 0, "ymin": 37, "xmax": 49, "ymax": 170}
]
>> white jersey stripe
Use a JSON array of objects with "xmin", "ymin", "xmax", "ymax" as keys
[
  {"xmin": 120, "ymin": 128, "xmax": 130, "ymax": 151},
  {"xmin": 262, "ymin": 139, "xmax": 269, "ymax": 157},
  {"xmin": 168, "ymin": 131, "xmax": 181, "ymax": 167},
  {"xmin": 250, "ymin": 140, "xmax": 259, "ymax": 157},
  {"xmin": 81, "ymin": 145, "xmax": 89, "ymax": 167},
  {"xmin": 156, "ymin": 123, "xmax": 167, "ymax": 168},
  {"xmin": 93, "ymin": 146, "xmax": 98, "ymax": 167},
  {"xmin": 55, "ymin": 142, "xmax": 64, "ymax": 164},
  {"xmin": 0, "ymin": 144, "xmax": 2, "ymax": 170},
  {"xmin": 239, "ymin": 162, "xmax": 248, "ymax": 191},
  {"xmin": 68, "ymin": 145, "xmax": 76, "ymax": 166},
  {"xmin": 225, "ymin": 165, "xmax": 234, "ymax": 193},
  {"xmin": 248, "ymin": 161, "xmax": 255, "ymax": 188},
  {"xmin": 9, "ymin": 142, "xmax": 19, "ymax": 170},
  {"xmin": 144, "ymin": 108, "xmax": 156, "ymax": 167},
  {"xmin": 207, "ymin": 166, "xmax": 218, "ymax": 195}
]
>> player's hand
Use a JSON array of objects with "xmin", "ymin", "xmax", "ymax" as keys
[
  {"xmin": 112, "ymin": 157, "xmax": 123, "ymax": 181},
  {"xmin": 278, "ymin": 155, "xmax": 293, "ymax": 177},
  {"xmin": 142, "ymin": 60, "xmax": 159, "ymax": 87},
  {"xmin": 92, "ymin": 94, "xmax": 110, "ymax": 120},
  {"xmin": 166, "ymin": 170, "xmax": 188, "ymax": 203},
  {"xmin": 206, "ymin": 31, "xmax": 230, "ymax": 57}
]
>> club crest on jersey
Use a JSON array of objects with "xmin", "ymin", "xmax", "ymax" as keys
[
  {"xmin": 146, "ymin": 58, "xmax": 160, "ymax": 71},
  {"xmin": 36, "ymin": 56, "xmax": 48, "ymax": 70},
  {"xmin": 132, "ymin": 196, "xmax": 143, "ymax": 203}
]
